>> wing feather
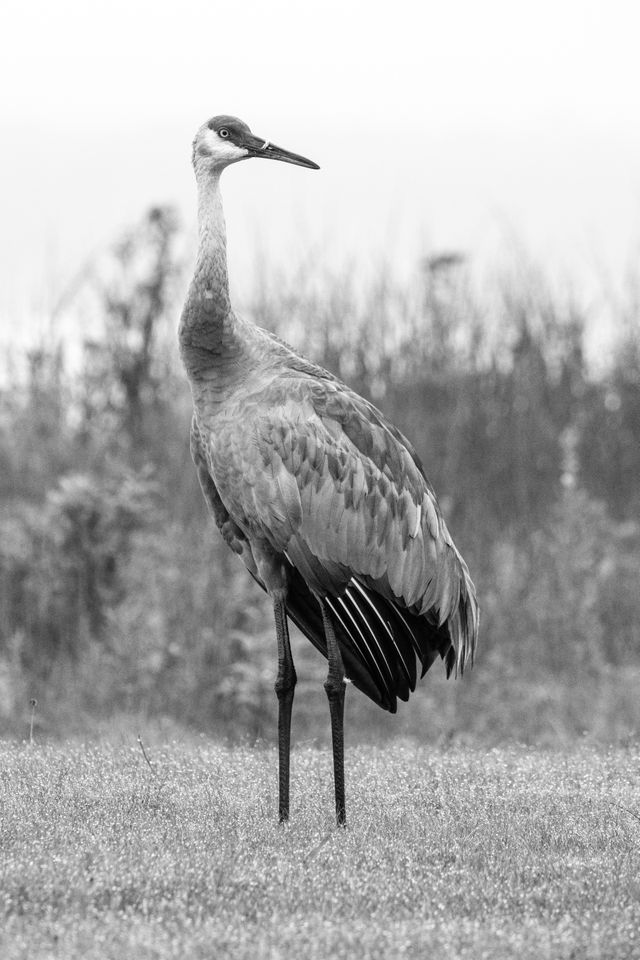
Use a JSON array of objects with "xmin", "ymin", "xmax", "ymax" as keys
[
  {"xmin": 193, "ymin": 369, "xmax": 479, "ymax": 707},
  {"xmin": 350, "ymin": 579, "xmax": 416, "ymax": 692},
  {"xmin": 283, "ymin": 382, "xmax": 478, "ymax": 675}
]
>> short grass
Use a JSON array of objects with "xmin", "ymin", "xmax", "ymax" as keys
[{"xmin": 1, "ymin": 739, "xmax": 640, "ymax": 959}]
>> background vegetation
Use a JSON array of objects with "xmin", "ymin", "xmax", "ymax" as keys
[{"xmin": 1, "ymin": 206, "xmax": 639, "ymax": 746}]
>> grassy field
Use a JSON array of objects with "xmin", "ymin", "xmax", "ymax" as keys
[{"xmin": 1, "ymin": 739, "xmax": 640, "ymax": 959}]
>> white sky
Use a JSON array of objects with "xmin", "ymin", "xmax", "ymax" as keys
[{"xmin": 1, "ymin": 0, "xmax": 639, "ymax": 345}]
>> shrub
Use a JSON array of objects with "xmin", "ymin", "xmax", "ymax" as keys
[{"xmin": 0, "ymin": 469, "xmax": 156, "ymax": 670}]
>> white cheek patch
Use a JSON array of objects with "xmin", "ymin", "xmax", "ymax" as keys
[
  {"xmin": 202, "ymin": 129, "xmax": 248, "ymax": 162},
  {"xmin": 219, "ymin": 140, "xmax": 249, "ymax": 162}
]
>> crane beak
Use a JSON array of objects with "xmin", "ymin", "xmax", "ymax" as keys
[{"xmin": 243, "ymin": 133, "xmax": 320, "ymax": 170}]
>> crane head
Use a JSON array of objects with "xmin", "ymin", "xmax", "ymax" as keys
[{"xmin": 192, "ymin": 115, "xmax": 319, "ymax": 172}]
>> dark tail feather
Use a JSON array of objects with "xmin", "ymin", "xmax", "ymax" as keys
[{"xmin": 283, "ymin": 562, "xmax": 454, "ymax": 714}]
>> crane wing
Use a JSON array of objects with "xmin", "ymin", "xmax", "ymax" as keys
[
  {"xmin": 254, "ymin": 377, "xmax": 478, "ymax": 688},
  {"xmin": 192, "ymin": 368, "xmax": 479, "ymax": 713},
  {"xmin": 191, "ymin": 413, "xmax": 435, "ymax": 711}
]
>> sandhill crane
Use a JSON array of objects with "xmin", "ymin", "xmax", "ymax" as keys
[{"xmin": 179, "ymin": 115, "xmax": 479, "ymax": 826}]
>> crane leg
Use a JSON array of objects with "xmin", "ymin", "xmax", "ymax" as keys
[
  {"xmin": 319, "ymin": 599, "xmax": 347, "ymax": 827},
  {"xmin": 274, "ymin": 598, "xmax": 296, "ymax": 823}
]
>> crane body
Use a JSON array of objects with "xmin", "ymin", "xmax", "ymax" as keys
[{"xmin": 179, "ymin": 116, "xmax": 479, "ymax": 825}]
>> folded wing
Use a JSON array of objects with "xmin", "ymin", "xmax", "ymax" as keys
[{"xmin": 251, "ymin": 377, "xmax": 479, "ymax": 709}]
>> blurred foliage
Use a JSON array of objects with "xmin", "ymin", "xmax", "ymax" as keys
[
  {"xmin": 0, "ymin": 470, "xmax": 156, "ymax": 671},
  {"xmin": 0, "ymin": 206, "xmax": 639, "ymax": 744}
]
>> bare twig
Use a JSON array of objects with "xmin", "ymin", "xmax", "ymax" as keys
[
  {"xmin": 610, "ymin": 799, "xmax": 640, "ymax": 826},
  {"xmin": 302, "ymin": 831, "xmax": 333, "ymax": 864},
  {"xmin": 137, "ymin": 734, "xmax": 157, "ymax": 776},
  {"xmin": 29, "ymin": 699, "xmax": 37, "ymax": 745}
]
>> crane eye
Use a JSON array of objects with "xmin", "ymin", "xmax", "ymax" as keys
[{"xmin": 218, "ymin": 128, "xmax": 230, "ymax": 139}]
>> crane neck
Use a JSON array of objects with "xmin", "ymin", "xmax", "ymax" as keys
[
  {"xmin": 179, "ymin": 168, "xmax": 239, "ymax": 375},
  {"xmin": 194, "ymin": 169, "xmax": 231, "ymax": 311}
]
